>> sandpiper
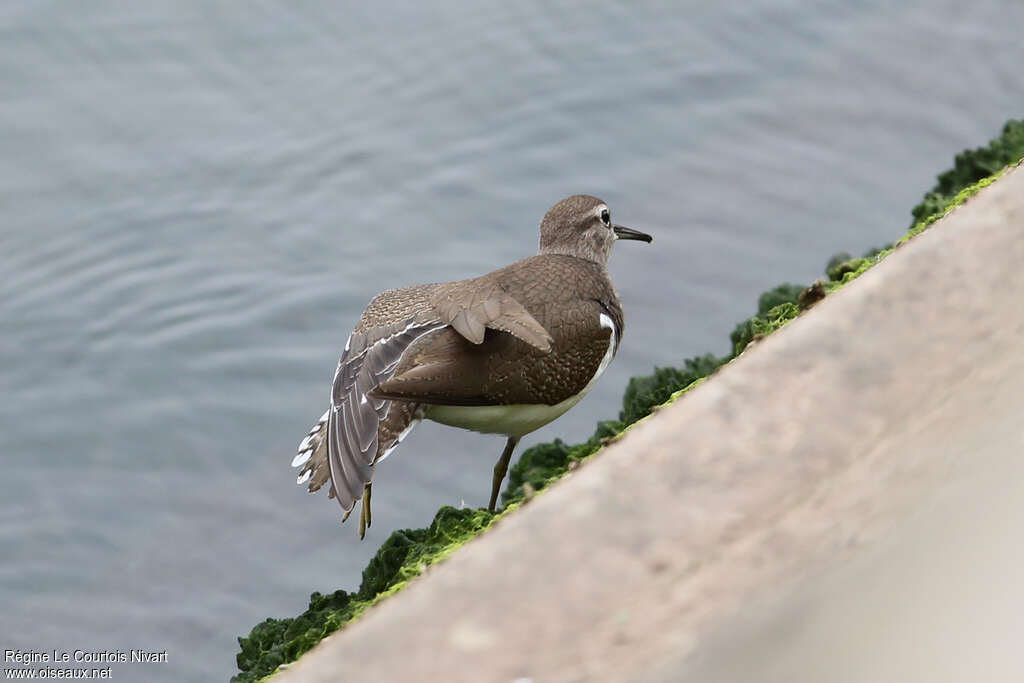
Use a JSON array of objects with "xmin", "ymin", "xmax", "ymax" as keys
[{"xmin": 291, "ymin": 195, "xmax": 652, "ymax": 537}]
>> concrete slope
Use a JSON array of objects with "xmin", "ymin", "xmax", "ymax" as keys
[{"xmin": 277, "ymin": 164, "xmax": 1024, "ymax": 683}]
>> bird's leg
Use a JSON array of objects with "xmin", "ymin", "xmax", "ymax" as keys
[
  {"xmin": 358, "ymin": 483, "xmax": 372, "ymax": 539},
  {"xmin": 489, "ymin": 436, "xmax": 519, "ymax": 513}
]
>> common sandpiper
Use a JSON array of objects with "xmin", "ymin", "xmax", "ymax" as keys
[{"xmin": 291, "ymin": 195, "xmax": 652, "ymax": 537}]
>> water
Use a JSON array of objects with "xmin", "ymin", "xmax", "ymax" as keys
[{"xmin": 1, "ymin": 1, "xmax": 1020, "ymax": 680}]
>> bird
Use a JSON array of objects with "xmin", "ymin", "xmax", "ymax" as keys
[{"xmin": 291, "ymin": 194, "xmax": 652, "ymax": 537}]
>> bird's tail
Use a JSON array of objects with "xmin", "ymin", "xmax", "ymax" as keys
[
  {"xmin": 291, "ymin": 400, "xmax": 423, "ymax": 509},
  {"xmin": 292, "ymin": 409, "xmax": 335, "ymax": 498}
]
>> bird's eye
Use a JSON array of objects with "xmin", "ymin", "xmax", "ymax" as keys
[{"xmin": 600, "ymin": 209, "xmax": 611, "ymax": 227}]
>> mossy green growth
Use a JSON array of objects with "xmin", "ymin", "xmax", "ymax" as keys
[
  {"xmin": 619, "ymin": 355, "xmax": 723, "ymax": 425},
  {"xmin": 827, "ymin": 257, "xmax": 870, "ymax": 282},
  {"xmin": 234, "ymin": 120, "xmax": 1024, "ymax": 683},
  {"xmin": 757, "ymin": 283, "xmax": 806, "ymax": 315},
  {"xmin": 501, "ymin": 418, "xmax": 629, "ymax": 506},
  {"xmin": 822, "ymin": 129, "xmax": 1022, "ymax": 294},
  {"xmin": 731, "ymin": 285, "xmax": 805, "ymax": 356},
  {"xmin": 234, "ymin": 590, "xmax": 353, "ymax": 683},
  {"xmin": 824, "ymin": 252, "xmax": 853, "ymax": 274},
  {"xmin": 232, "ymin": 506, "xmax": 495, "ymax": 683},
  {"xmin": 502, "ymin": 438, "xmax": 572, "ymax": 503},
  {"xmin": 356, "ymin": 506, "xmax": 494, "ymax": 599},
  {"xmin": 727, "ymin": 301, "xmax": 801, "ymax": 357},
  {"xmin": 902, "ymin": 167, "xmax": 1009, "ymax": 242},
  {"xmin": 753, "ymin": 302, "xmax": 800, "ymax": 335},
  {"xmin": 861, "ymin": 243, "xmax": 893, "ymax": 260},
  {"xmin": 910, "ymin": 119, "xmax": 1024, "ymax": 225}
]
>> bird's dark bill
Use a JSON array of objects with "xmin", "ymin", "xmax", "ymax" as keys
[{"xmin": 613, "ymin": 225, "xmax": 653, "ymax": 243}]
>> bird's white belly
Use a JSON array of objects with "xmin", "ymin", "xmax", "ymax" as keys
[
  {"xmin": 426, "ymin": 394, "xmax": 586, "ymax": 438},
  {"xmin": 424, "ymin": 313, "xmax": 617, "ymax": 438}
]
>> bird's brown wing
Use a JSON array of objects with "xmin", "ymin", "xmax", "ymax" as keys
[
  {"xmin": 368, "ymin": 327, "xmax": 495, "ymax": 406},
  {"xmin": 321, "ymin": 281, "xmax": 552, "ymax": 514},
  {"xmin": 371, "ymin": 299, "xmax": 614, "ymax": 407},
  {"xmin": 430, "ymin": 281, "xmax": 552, "ymax": 351}
]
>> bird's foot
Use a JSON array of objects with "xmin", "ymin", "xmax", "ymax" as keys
[
  {"xmin": 488, "ymin": 436, "xmax": 519, "ymax": 513},
  {"xmin": 358, "ymin": 483, "xmax": 372, "ymax": 539}
]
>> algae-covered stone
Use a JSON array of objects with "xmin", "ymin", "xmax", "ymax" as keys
[
  {"xmin": 499, "ymin": 422, "xmax": 629, "ymax": 507},
  {"xmin": 233, "ymin": 590, "xmax": 354, "ymax": 683},
  {"xmin": 232, "ymin": 508, "xmax": 494, "ymax": 682},
  {"xmin": 357, "ymin": 527, "xmax": 430, "ymax": 600},
  {"xmin": 730, "ymin": 279, "xmax": 807, "ymax": 357},
  {"xmin": 827, "ymin": 257, "xmax": 870, "ymax": 282},
  {"xmin": 758, "ymin": 283, "xmax": 806, "ymax": 315},
  {"xmin": 862, "ymin": 244, "xmax": 892, "ymax": 259},
  {"xmin": 825, "ymin": 252, "xmax": 853, "ymax": 275},
  {"xmin": 619, "ymin": 355, "xmax": 723, "ymax": 425},
  {"xmin": 729, "ymin": 318, "xmax": 757, "ymax": 357},
  {"xmin": 910, "ymin": 119, "xmax": 1024, "ymax": 225},
  {"xmin": 731, "ymin": 302, "xmax": 802, "ymax": 356},
  {"xmin": 502, "ymin": 439, "xmax": 572, "ymax": 506},
  {"xmin": 594, "ymin": 419, "xmax": 625, "ymax": 440},
  {"xmin": 358, "ymin": 506, "xmax": 494, "ymax": 600},
  {"xmin": 797, "ymin": 281, "xmax": 827, "ymax": 310},
  {"xmin": 752, "ymin": 302, "xmax": 800, "ymax": 337}
]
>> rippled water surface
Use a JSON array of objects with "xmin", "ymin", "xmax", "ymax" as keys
[{"xmin": 1, "ymin": 1, "xmax": 1021, "ymax": 680}]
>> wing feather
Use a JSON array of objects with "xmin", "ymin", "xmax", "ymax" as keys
[
  {"xmin": 431, "ymin": 285, "xmax": 552, "ymax": 352},
  {"xmin": 371, "ymin": 299, "xmax": 615, "ymax": 407},
  {"xmin": 326, "ymin": 319, "xmax": 446, "ymax": 512}
]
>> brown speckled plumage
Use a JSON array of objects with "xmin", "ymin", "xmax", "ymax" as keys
[
  {"xmin": 292, "ymin": 194, "xmax": 651, "ymax": 532},
  {"xmin": 374, "ymin": 255, "xmax": 622, "ymax": 406}
]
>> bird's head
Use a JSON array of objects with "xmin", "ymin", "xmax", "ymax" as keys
[{"xmin": 538, "ymin": 194, "xmax": 652, "ymax": 265}]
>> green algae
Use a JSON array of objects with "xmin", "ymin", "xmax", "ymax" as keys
[
  {"xmin": 902, "ymin": 168, "xmax": 1009, "ymax": 242},
  {"xmin": 233, "ymin": 121, "xmax": 1024, "ymax": 683},
  {"xmin": 910, "ymin": 119, "xmax": 1024, "ymax": 226},
  {"xmin": 820, "ymin": 148, "xmax": 1021, "ymax": 298},
  {"xmin": 233, "ymin": 507, "xmax": 496, "ymax": 683},
  {"xmin": 757, "ymin": 283, "xmax": 806, "ymax": 315},
  {"xmin": 731, "ymin": 291, "xmax": 804, "ymax": 356},
  {"xmin": 816, "ymin": 156, "xmax": 1019, "ymax": 302},
  {"xmin": 356, "ymin": 506, "xmax": 495, "ymax": 599},
  {"xmin": 827, "ymin": 257, "xmax": 871, "ymax": 282},
  {"xmin": 235, "ymin": 590, "xmax": 353, "ymax": 681},
  {"xmin": 619, "ymin": 355, "xmax": 723, "ymax": 425}
]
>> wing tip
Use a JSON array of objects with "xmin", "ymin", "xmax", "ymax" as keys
[{"xmin": 291, "ymin": 449, "xmax": 312, "ymax": 468}]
